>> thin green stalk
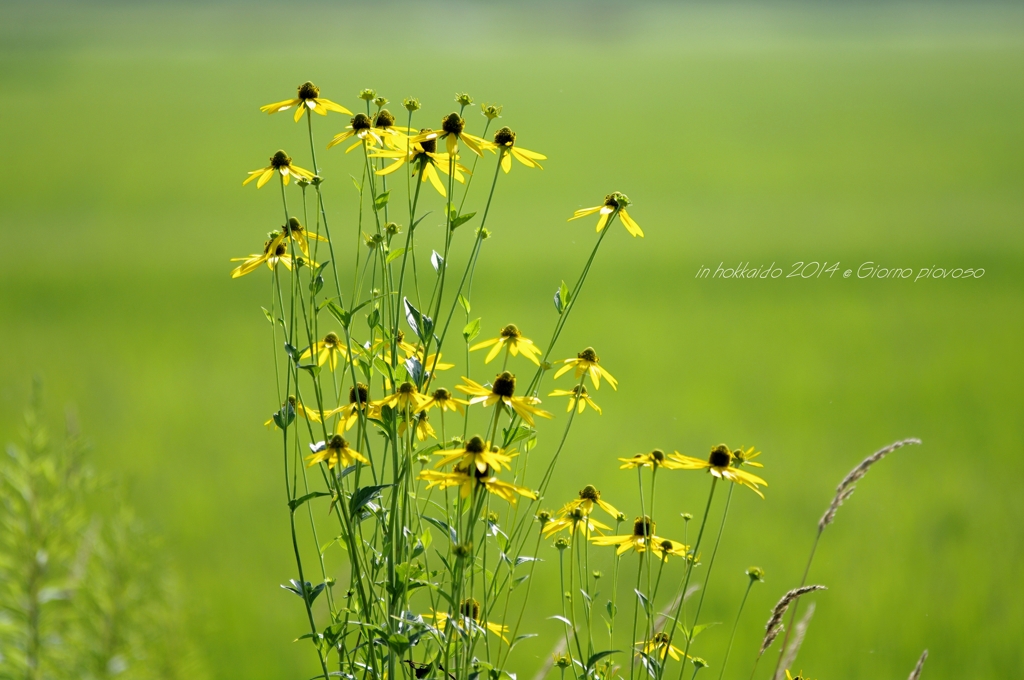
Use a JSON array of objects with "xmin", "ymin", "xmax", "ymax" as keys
[
  {"xmin": 717, "ymin": 578, "xmax": 754, "ymax": 680},
  {"xmin": 658, "ymin": 478, "xmax": 718, "ymax": 680},
  {"xmin": 676, "ymin": 484, "xmax": 735, "ymax": 680}
]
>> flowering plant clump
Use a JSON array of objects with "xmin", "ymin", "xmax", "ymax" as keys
[{"xmin": 231, "ymin": 83, "xmax": 927, "ymax": 680}]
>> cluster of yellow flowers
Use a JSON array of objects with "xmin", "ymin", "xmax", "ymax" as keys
[{"xmin": 228, "ymin": 81, "xmax": 874, "ymax": 680}]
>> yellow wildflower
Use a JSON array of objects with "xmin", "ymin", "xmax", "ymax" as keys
[
  {"xmin": 670, "ymin": 445, "xmax": 768, "ymax": 498},
  {"xmin": 549, "ymin": 385, "xmax": 601, "ymax": 414},
  {"xmin": 492, "ymin": 126, "xmax": 546, "ymax": 173},
  {"xmin": 371, "ymin": 132, "xmax": 470, "ymax": 197},
  {"xmin": 417, "ymin": 465, "xmax": 536, "ymax": 504},
  {"xmin": 243, "ymin": 150, "xmax": 314, "ymax": 189},
  {"xmin": 456, "ymin": 372, "xmax": 553, "ymax": 427},
  {"xmin": 411, "ymin": 112, "xmax": 493, "ymax": 157},
  {"xmin": 553, "ymin": 347, "xmax": 617, "ymax": 390},
  {"xmin": 260, "ymin": 81, "xmax": 352, "ymax": 122},
  {"xmin": 425, "ymin": 598, "xmax": 508, "ymax": 643},
  {"xmin": 470, "ymin": 324, "xmax": 542, "ymax": 365},
  {"xmin": 432, "ymin": 436, "xmax": 514, "ymax": 473},
  {"xmin": 618, "ymin": 449, "xmax": 683, "ymax": 470},
  {"xmin": 305, "ymin": 435, "xmax": 368, "ymax": 469},
  {"xmin": 569, "ymin": 191, "xmax": 643, "ymax": 238},
  {"xmin": 299, "ymin": 332, "xmax": 348, "ymax": 371}
]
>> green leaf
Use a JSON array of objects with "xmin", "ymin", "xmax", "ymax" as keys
[
  {"xmin": 272, "ymin": 401, "xmax": 296, "ymax": 429},
  {"xmin": 510, "ymin": 633, "xmax": 537, "ymax": 651},
  {"xmin": 634, "ymin": 588, "xmax": 651, "ymax": 614},
  {"xmin": 403, "ymin": 298, "xmax": 433, "ymax": 342},
  {"xmin": 366, "ymin": 308, "xmax": 381, "ymax": 330},
  {"xmin": 385, "ymin": 633, "xmax": 409, "ymax": 654},
  {"xmin": 554, "ymin": 280, "xmax": 571, "ymax": 314},
  {"xmin": 430, "ymin": 250, "xmax": 444, "ymax": 272},
  {"xmin": 283, "ymin": 343, "xmax": 302, "ymax": 363},
  {"xmin": 422, "ymin": 515, "xmax": 457, "ymax": 543},
  {"xmin": 327, "ymin": 302, "xmax": 351, "ymax": 328},
  {"xmin": 585, "ymin": 650, "xmax": 620, "ymax": 673},
  {"xmin": 503, "ymin": 424, "xmax": 536, "ymax": 447},
  {"xmin": 450, "ymin": 211, "xmax": 476, "ymax": 229},
  {"xmin": 462, "ymin": 317, "xmax": 481, "ymax": 343},
  {"xmin": 261, "ymin": 307, "xmax": 274, "ymax": 324},
  {"xmin": 350, "ymin": 484, "xmax": 390, "ymax": 517},
  {"xmin": 288, "ymin": 491, "xmax": 331, "ymax": 511},
  {"xmin": 457, "ymin": 294, "xmax": 471, "ymax": 313},
  {"xmin": 374, "ymin": 191, "xmax": 390, "ymax": 211},
  {"xmin": 386, "ymin": 247, "xmax": 406, "ymax": 264}
]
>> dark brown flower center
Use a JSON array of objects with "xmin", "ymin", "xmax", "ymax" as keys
[
  {"xmin": 286, "ymin": 216, "xmax": 304, "ymax": 234},
  {"xmin": 274, "ymin": 243, "xmax": 288, "ymax": 256},
  {"xmin": 324, "ymin": 332, "xmax": 340, "ymax": 347},
  {"xmin": 298, "ymin": 81, "xmax": 319, "ymax": 100},
  {"xmin": 465, "ymin": 436, "xmax": 486, "ymax": 454},
  {"xmin": 500, "ymin": 324, "xmax": 521, "ymax": 339},
  {"xmin": 432, "ymin": 388, "xmax": 451, "ymax": 401},
  {"xmin": 651, "ymin": 449, "xmax": 665, "ymax": 463},
  {"xmin": 633, "ymin": 516, "xmax": 655, "ymax": 538},
  {"xmin": 653, "ymin": 632, "xmax": 671, "ymax": 644},
  {"xmin": 459, "ymin": 598, "xmax": 481, "ymax": 620},
  {"xmin": 578, "ymin": 347, "xmax": 598, "ymax": 363},
  {"xmin": 374, "ymin": 109, "xmax": 396, "ymax": 128},
  {"xmin": 270, "ymin": 150, "xmax": 292, "ymax": 168},
  {"xmin": 659, "ymin": 539, "xmax": 674, "ymax": 552},
  {"xmin": 491, "ymin": 372, "xmax": 516, "ymax": 398},
  {"xmin": 441, "ymin": 113, "xmax": 464, "ymax": 135},
  {"xmin": 417, "ymin": 129, "xmax": 437, "ymax": 154},
  {"xmin": 350, "ymin": 383, "xmax": 369, "ymax": 404},
  {"xmin": 709, "ymin": 445, "xmax": 732, "ymax": 469},
  {"xmin": 328, "ymin": 435, "xmax": 347, "ymax": 450},
  {"xmin": 351, "ymin": 113, "xmax": 371, "ymax": 131},
  {"xmin": 493, "ymin": 126, "xmax": 516, "ymax": 146},
  {"xmin": 398, "ymin": 381, "xmax": 416, "ymax": 395},
  {"xmin": 579, "ymin": 485, "xmax": 600, "ymax": 502}
]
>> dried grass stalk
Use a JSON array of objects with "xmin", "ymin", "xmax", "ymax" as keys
[
  {"xmin": 759, "ymin": 585, "xmax": 826, "ymax": 656},
  {"xmin": 908, "ymin": 649, "xmax": 929, "ymax": 680},
  {"xmin": 819, "ymin": 438, "xmax": 921, "ymax": 531},
  {"xmin": 776, "ymin": 602, "xmax": 815, "ymax": 679}
]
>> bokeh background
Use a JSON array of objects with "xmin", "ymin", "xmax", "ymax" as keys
[{"xmin": 2, "ymin": 1, "xmax": 1022, "ymax": 677}]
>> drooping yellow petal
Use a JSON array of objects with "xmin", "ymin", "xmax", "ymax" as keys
[
  {"xmin": 255, "ymin": 168, "xmax": 275, "ymax": 188},
  {"xmin": 568, "ymin": 205, "xmax": 601, "ymax": 221},
  {"xmin": 619, "ymin": 209, "xmax": 644, "ymax": 238}
]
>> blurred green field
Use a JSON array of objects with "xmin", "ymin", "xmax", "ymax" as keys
[{"xmin": 1, "ymin": 1, "xmax": 1022, "ymax": 678}]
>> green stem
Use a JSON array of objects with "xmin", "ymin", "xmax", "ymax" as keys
[
  {"xmin": 658, "ymin": 478, "xmax": 717, "ymax": 680},
  {"xmin": 718, "ymin": 579, "xmax": 754, "ymax": 680},
  {"xmin": 676, "ymin": 484, "xmax": 735, "ymax": 680}
]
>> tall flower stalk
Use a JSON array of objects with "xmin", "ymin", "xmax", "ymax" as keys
[{"xmin": 230, "ymin": 82, "xmax": 921, "ymax": 680}]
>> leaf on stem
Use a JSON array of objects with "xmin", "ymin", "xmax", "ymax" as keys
[{"xmin": 462, "ymin": 318, "xmax": 481, "ymax": 343}]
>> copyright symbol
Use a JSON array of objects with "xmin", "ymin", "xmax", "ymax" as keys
[{"xmin": 843, "ymin": 269, "xmax": 852, "ymax": 278}]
